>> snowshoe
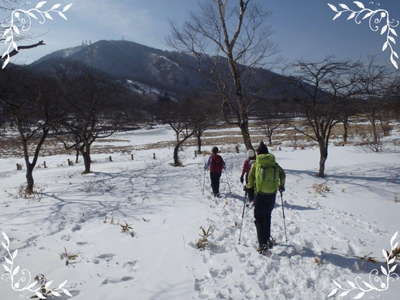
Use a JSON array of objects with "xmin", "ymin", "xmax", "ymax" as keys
[{"xmin": 257, "ymin": 244, "xmax": 272, "ymax": 256}]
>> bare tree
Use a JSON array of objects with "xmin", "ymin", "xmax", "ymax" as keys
[
  {"xmin": 0, "ymin": 66, "xmax": 61, "ymax": 193},
  {"xmin": 263, "ymin": 119, "xmax": 286, "ymax": 146},
  {"xmin": 290, "ymin": 59, "xmax": 360, "ymax": 177},
  {"xmin": 256, "ymin": 106, "xmax": 288, "ymax": 146},
  {"xmin": 155, "ymin": 100, "xmax": 197, "ymax": 166},
  {"xmin": 336, "ymin": 95, "xmax": 360, "ymax": 145},
  {"xmin": 191, "ymin": 96, "xmax": 219, "ymax": 154},
  {"xmin": 386, "ymin": 76, "xmax": 400, "ymax": 121},
  {"xmin": 364, "ymin": 101, "xmax": 383, "ymax": 144},
  {"xmin": 356, "ymin": 61, "xmax": 393, "ymax": 144},
  {"xmin": 55, "ymin": 65, "xmax": 128, "ymax": 173},
  {"xmin": 168, "ymin": 0, "xmax": 275, "ymax": 150}
]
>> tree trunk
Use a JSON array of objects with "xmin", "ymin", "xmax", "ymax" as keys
[
  {"xmin": 239, "ymin": 120, "xmax": 253, "ymax": 150},
  {"xmin": 267, "ymin": 132, "xmax": 273, "ymax": 146},
  {"xmin": 370, "ymin": 119, "xmax": 378, "ymax": 144},
  {"xmin": 25, "ymin": 164, "xmax": 34, "ymax": 194},
  {"xmin": 18, "ymin": 125, "xmax": 48, "ymax": 195},
  {"xmin": 75, "ymin": 149, "xmax": 80, "ymax": 163},
  {"xmin": 82, "ymin": 144, "xmax": 92, "ymax": 173},
  {"xmin": 318, "ymin": 141, "xmax": 328, "ymax": 178},
  {"xmin": 343, "ymin": 120, "xmax": 348, "ymax": 144},
  {"xmin": 196, "ymin": 134, "xmax": 202, "ymax": 154},
  {"xmin": 173, "ymin": 142, "xmax": 183, "ymax": 166},
  {"xmin": 380, "ymin": 120, "xmax": 391, "ymax": 136}
]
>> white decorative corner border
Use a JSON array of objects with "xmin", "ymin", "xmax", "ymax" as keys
[
  {"xmin": 328, "ymin": 232, "xmax": 399, "ymax": 299},
  {"xmin": 1, "ymin": 1, "xmax": 72, "ymax": 69},
  {"xmin": 327, "ymin": 1, "xmax": 399, "ymax": 69},
  {"xmin": 1, "ymin": 232, "xmax": 72, "ymax": 299}
]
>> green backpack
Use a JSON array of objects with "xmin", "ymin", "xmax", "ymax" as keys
[{"xmin": 254, "ymin": 154, "xmax": 281, "ymax": 194}]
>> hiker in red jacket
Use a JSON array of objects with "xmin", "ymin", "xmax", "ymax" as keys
[
  {"xmin": 240, "ymin": 149, "xmax": 256, "ymax": 202},
  {"xmin": 204, "ymin": 146, "xmax": 225, "ymax": 197}
]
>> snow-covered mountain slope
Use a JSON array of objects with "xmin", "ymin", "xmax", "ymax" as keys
[
  {"xmin": 30, "ymin": 40, "xmax": 208, "ymax": 98},
  {"xmin": 0, "ymin": 126, "xmax": 399, "ymax": 300},
  {"xmin": 29, "ymin": 40, "xmax": 304, "ymax": 100}
]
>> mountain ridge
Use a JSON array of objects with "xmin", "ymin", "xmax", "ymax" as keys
[{"xmin": 30, "ymin": 39, "xmax": 300, "ymax": 101}]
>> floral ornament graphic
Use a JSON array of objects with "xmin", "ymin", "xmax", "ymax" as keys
[
  {"xmin": 328, "ymin": 232, "xmax": 399, "ymax": 299},
  {"xmin": 1, "ymin": 1, "xmax": 73, "ymax": 69},
  {"xmin": 327, "ymin": 1, "xmax": 399, "ymax": 69},
  {"xmin": 1, "ymin": 232, "xmax": 72, "ymax": 299}
]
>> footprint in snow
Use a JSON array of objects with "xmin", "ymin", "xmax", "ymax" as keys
[
  {"xmin": 72, "ymin": 224, "xmax": 82, "ymax": 232},
  {"xmin": 101, "ymin": 276, "xmax": 134, "ymax": 285},
  {"xmin": 96, "ymin": 253, "xmax": 115, "ymax": 262},
  {"xmin": 76, "ymin": 241, "xmax": 88, "ymax": 246},
  {"xmin": 123, "ymin": 260, "xmax": 138, "ymax": 272}
]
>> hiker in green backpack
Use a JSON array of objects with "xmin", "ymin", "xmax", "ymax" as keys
[{"xmin": 248, "ymin": 141, "xmax": 286, "ymax": 254}]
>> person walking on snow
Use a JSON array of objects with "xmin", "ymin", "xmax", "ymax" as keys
[
  {"xmin": 204, "ymin": 146, "xmax": 225, "ymax": 197},
  {"xmin": 240, "ymin": 149, "xmax": 256, "ymax": 203},
  {"xmin": 248, "ymin": 141, "xmax": 286, "ymax": 254}
]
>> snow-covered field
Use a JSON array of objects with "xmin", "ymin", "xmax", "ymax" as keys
[{"xmin": 0, "ymin": 125, "xmax": 399, "ymax": 300}]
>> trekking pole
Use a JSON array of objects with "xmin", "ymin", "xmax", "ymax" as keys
[
  {"xmin": 202, "ymin": 169, "xmax": 206, "ymax": 195},
  {"xmin": 238, "ymin": 190, "xmax": 248, "ymax": 244},
  {"xmin": 224, "ymin": 170, "xmax": 232, "ymax": 194},
  {"xmin": 280, "ymin": 191, "xmax": 288, "ymax": 243}
]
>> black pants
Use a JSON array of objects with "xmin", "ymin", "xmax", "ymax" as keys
[
  {"xmin": 210, "ymin": 172, "xmax": 221, "ymax": 196},
  {"xmin": 254, "ymin": 193, "xmax": 276, "ymax": 247}
]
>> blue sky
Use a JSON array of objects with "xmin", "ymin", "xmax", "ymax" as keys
[{"xmin": 6, "ymin": 0, "xmax": 400, "ymax": 71}]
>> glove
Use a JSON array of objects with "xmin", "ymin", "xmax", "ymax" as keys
[
  {"xmin": 279, "ymin": 186, "xmax": 285, "ymax": 193},
  {"xmin": 240, "ymin": 176, "xmax": 244, "ymax": 184}
]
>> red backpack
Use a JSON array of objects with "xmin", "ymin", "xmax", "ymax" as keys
[{"xmin": 210, "ymin": 155, "xmax": 225, "ymax": 173}]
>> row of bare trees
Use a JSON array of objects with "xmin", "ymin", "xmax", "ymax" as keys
[
  {"xmin": 281, "ymin": 59, "xmax": 398, "ymax": 177},
  {"xmin": 0, "ymin": 64, "xmax": 136, "ymax": 193},
  {"xmin": 2, "ymin": 0, "xmax": 399, "ymax": 185},
  {"xmin": 169, "ymin": 0, "xmax": 400, "ymax": 178},
  {"xmin": 251, "ymin": 58, "xmax": 399, "ymax": 178},
  {"xmin": 0, "ymin": 62, "xmax": 222, "ymax": 193}
]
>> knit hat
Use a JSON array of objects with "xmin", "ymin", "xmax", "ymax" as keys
[
  {"xmin": 212, "ymin": 146, "xmax": 219, "ymax": 154},
  {"xmin": 256, "ymin": 141, "xmax": 269, "ymax": 155},
  {"xmin": 247, "ymin": 149, "xmax": 255, "ymax": 158}
]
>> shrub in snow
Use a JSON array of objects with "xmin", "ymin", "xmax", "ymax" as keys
[
  {"xmin": 196, "ymin": 226, "xmax": 214, "ymax": 250},
  {"xmin": 365, "ymin": 140, "xmax": 384, "ymax": 153},
  {"xmin": 120, "ymin": 222, "xmax": 134, "ymax": 236},
  {"xmin": 312, "ymin": 183, "xmax": 330, "ymax": 195},
  {"xmin": 103, "ymin": 217, "xmax": 135, "ymax": 237},
  {"xmin": 60, "ymin": 248, "xmax": 79, "ymax": 266},
  {"xmin": 17, "ymin": 184, "xmax": 44, "ymax": 201}
]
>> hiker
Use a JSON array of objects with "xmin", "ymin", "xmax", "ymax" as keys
[
  {"xmin": 240, "ymin": 149, "xmax": 256, "ymax": 203},
  {"xmin": 204, "ymin": 146, "xmax": 225, "ymax": 197},
  {"xmin": 248, "ymin": 141, "xmax": 286, "ymax": 254}
]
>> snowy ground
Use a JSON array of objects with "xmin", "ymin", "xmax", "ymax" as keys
[{"xmin": 0, "ymin": 125, "xmax": 399, "ymax": 300}]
